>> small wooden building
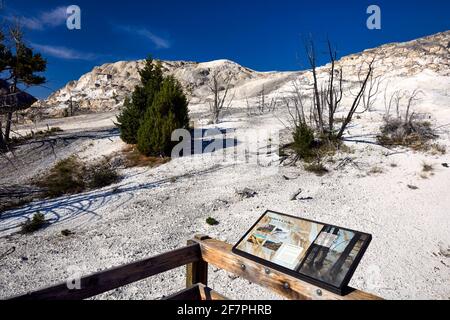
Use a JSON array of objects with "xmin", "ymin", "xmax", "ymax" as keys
[{"xmin": 0, "ymin": 79, "xmax": 37, "ymax": 115}]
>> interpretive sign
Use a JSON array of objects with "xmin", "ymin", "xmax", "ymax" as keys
[{"xmin": 232, "ymin": 210, "xmax": 372, "ymax": 295}]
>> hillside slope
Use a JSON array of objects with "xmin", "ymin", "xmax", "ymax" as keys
[{"xmin": 31, "ymin": 31, "xmax": 449, "ymax": 118}]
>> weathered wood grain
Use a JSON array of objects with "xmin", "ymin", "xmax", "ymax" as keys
[
  {"xmin": 10, "ymin": 243, "xmax": 201, "ymax": 300},
  {"xmin": 165, "ymin": 283, "xmax": 229, "ymax": 301},
  {"xmin": 186, "ymin": 235, "xmax": 210, "ymax": 287},
  {"xmin": 193, "ymin": 237, "xmax": 383, "ymax": 300}
]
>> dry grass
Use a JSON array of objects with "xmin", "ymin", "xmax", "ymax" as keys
[
  {"xmin": 422, "ymin": 162, "xmax": 434, "ymax": 173},
  {"xmin": 429, "ymin": 143, "xmax": 446, "ymax": 155},
  {"xmin": 368, "ymin": 166, "xmax": 384, "ymax": 175},
  {"xmin": 378, "ymin": 117, "xmax": 438, "ymax": 152},
  {"xmin": 21, "ymin": 213, "xmax": 47, "ymax": 234},
  {"xmin": 304, "ymin": 162, "xmax": 329, "ymax": 176},
  {"xmin": 35, "ymin": 156, "xmax": 120, "ymax": 198},
  {"xmin": 35, "ymin": 156, "xmax": 86, "ymax": 197},
  {"xmin": 420, "ymin": 162, "xmax": 435, "ymax": 179},
  {"xmin": 122, "ymin": 145, "xmax": 170, "ymax": 168},
  {"xmin": 86, "ymin": 160, "xmax": 119, "ymax": 189}
]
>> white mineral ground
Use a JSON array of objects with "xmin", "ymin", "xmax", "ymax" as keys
[{"xmin": 0, "ymin": 32, "xmax": 449, "ymax": 300}]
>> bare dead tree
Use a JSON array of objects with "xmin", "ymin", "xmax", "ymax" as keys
[
  {"xmin": 282, "ymin": 37, "xmax": 376, "ymax": 146},
  {"xmin": 304, "ymin": 37, "xmax": 324, "ymax": 133},
  {"xmin": 380, "ymin": 88, "xmax": 435, "ymax": 147},
  {"xmin": 208, "ymin": 71, "xmax": 234, "ymax": 124},
  {"xmin": 404, "ymin": 89, "xmax": 423, "ymax": 123},
  {"xmin": 324, "ymin": 39, "xmax": 343, "ymax": 135},
  {"xmin": 335, "ymin": 57, "xmax": 375, "ymax": 139},
  {"xmin": 284, "ymin": 80, "xmax": 309, "ymax": 128},
  {"xmin": 303, "ymin": 38, "xmax": 375, "ymax": 140},
  {"xmin": 384, "ymin": 85, "xmax": 401, "ymax": 119},
  {"xmin": 384, "ymin": 88, "xmax": 423, "ymax": 124},
  {"xmin": 257, "ymin": 85, "xmax": 278, "ymax": 113},
  {"xmin": 359, "ymin": 71, "xmax": 382, "ymax": 113}
]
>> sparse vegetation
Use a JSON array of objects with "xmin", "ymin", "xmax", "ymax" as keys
[
  {"xmin": 87, "ymin": 160, "xmax": 120, "ymax": 189},
  {"xmin": 35, "ymin": 156, "xmax": 120, "ymax": 198},
  {"xmin": 35, "ymin": 156, "xmax": 86, "ymax": 197},
  {"xmin": 292, "ymin": 123, "xmax": 315, "ymax": 160},
  {"xmin": 378, "ymin": 89, "xmax": 438, "ymax": 152},
  {"xmin": 430, "ymin": 143, "xmax": 446, "ymax": 155},
  {"xmin": 304, "ymin": 162, "xmax": 329, "ymax": 176},
  {"xmin": 206, "ymin": 217, "xmax": 219, "ymax": 226},
  {"xmin": 61, "ymin": 229, "xmax": 74, "ymax": 237},
  {"xmin": 21, "ymin": 213, "xmax": 46, "ymax": 234},
  {"xmin": 368, "ymin": 166, "xmax": 384, "ymax": 175},
  {"xmin": 122, "ymin": 145, "xmax": 170, "ymax": 168},
  {"xmin": 422, "ymin": 162, "xmax": 434, "ymax": 173},
  {"xmin": 420, "ymin": 162, "xmax": 435, "ymax": 179},
  {"xmin": 283, "ymin": 38, "xmax": 375, "ymax": 167}
]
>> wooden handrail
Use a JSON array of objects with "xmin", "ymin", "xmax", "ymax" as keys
[
  {"xmin": 191, "ymin": 235, "xmax": 382, "ymax": 300},
  {"xmin": 10, "ymin": 243, "xmax": 202, "ymax": 300},
  {"xmin": 7, "ymin": 235, "xmax": 382, "ymax": 300}
]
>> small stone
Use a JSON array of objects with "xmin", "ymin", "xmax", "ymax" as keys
[{"xmin": 238, "ymin": 188, "xmax": 258, "ymax": 198}]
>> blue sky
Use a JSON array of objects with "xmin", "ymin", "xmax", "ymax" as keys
[{"xmin": 2, "ymin": 0, "xmax": 449, "ymax": 99}]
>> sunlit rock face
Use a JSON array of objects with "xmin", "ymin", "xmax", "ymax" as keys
[{"xmin": 30, "ymin": 31, "xmax": 449, "ymax": 118}]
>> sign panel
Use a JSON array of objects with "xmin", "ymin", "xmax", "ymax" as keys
[{"xmin": 232, "ymin": 211, "xmax": 372, "ymax": 295}]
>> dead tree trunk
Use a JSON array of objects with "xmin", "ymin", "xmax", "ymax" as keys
[
  {"xmin": 0, "ymin": 118, "xmax": 6, "ymax": 150},
  {"xmin": 4, "ymin": 111, "xmax": 13, "ymax": 142},
  {"xmin": 305, "ymin": 39, "xmax": 324, "ymax": 133},
  {"xmin": 208, "ymin": 71, "xmax": 233, "ymax": 124},
  {"xmin": 336, "ymin": 58, "xmax": 375, "ymax": 140},
  {"xmin": 303, "ymin": 38, "xmax": 374, "ymax": 141}
]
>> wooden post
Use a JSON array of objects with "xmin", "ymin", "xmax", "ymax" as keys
[
  {"xmin": 11, "ymin": 244, "xmax": 202, "ymax": 301},
  {"xmin": 186, "ymin": 235, "xmax": 210, "ymax": 287},
  {"xmin": 191, "ymin": 235, "xmax": 383, "ymax": 300}
]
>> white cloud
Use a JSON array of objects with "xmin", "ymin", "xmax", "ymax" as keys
[
  {"xmin": 6, "ymin": 6, "xmax": 68, "ymax": 31},
  {"xmin": 40, "ymin": 7, "xmax": 67, "ymax": 27},
  {"xmin": 31, "ymin": 43, "xmax": 99, "ymax": 61},
  {"xmin": 117, "ymin": 26, "xmax": 171, "ymax": 49}
]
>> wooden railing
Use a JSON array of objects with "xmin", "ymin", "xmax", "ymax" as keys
[{"xmin": 9, "ymin": 235, "xmax": 382, "ymax": 300}]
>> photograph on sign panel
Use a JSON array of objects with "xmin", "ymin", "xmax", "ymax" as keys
[
  {"xmin": 236, "ymin": 211, "xmax": 324, "ymax": 270},
  {"xmin": 298, "ymin": 228, "xmax": 369, "ymax": 287}
]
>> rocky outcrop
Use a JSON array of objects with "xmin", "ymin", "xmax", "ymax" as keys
[{"xmin": 30, "ymin": 31, "xmax": 449, "ymax": 118}]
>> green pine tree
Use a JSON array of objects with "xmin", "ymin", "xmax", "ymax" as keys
[
  {"xmin": 137, "ymin": 76, "xmax": 190, "ymax": 156},
  {"xmin": 116, "ymin": 56, "xmax": 163, "ymax": 144},
  {"xmin": 0, "ymin": 26, "xmax": 46, "ymax": 146},
  {"xmin": 115, "ymin": 97, "xmax": 140, "ymax": 144}
]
